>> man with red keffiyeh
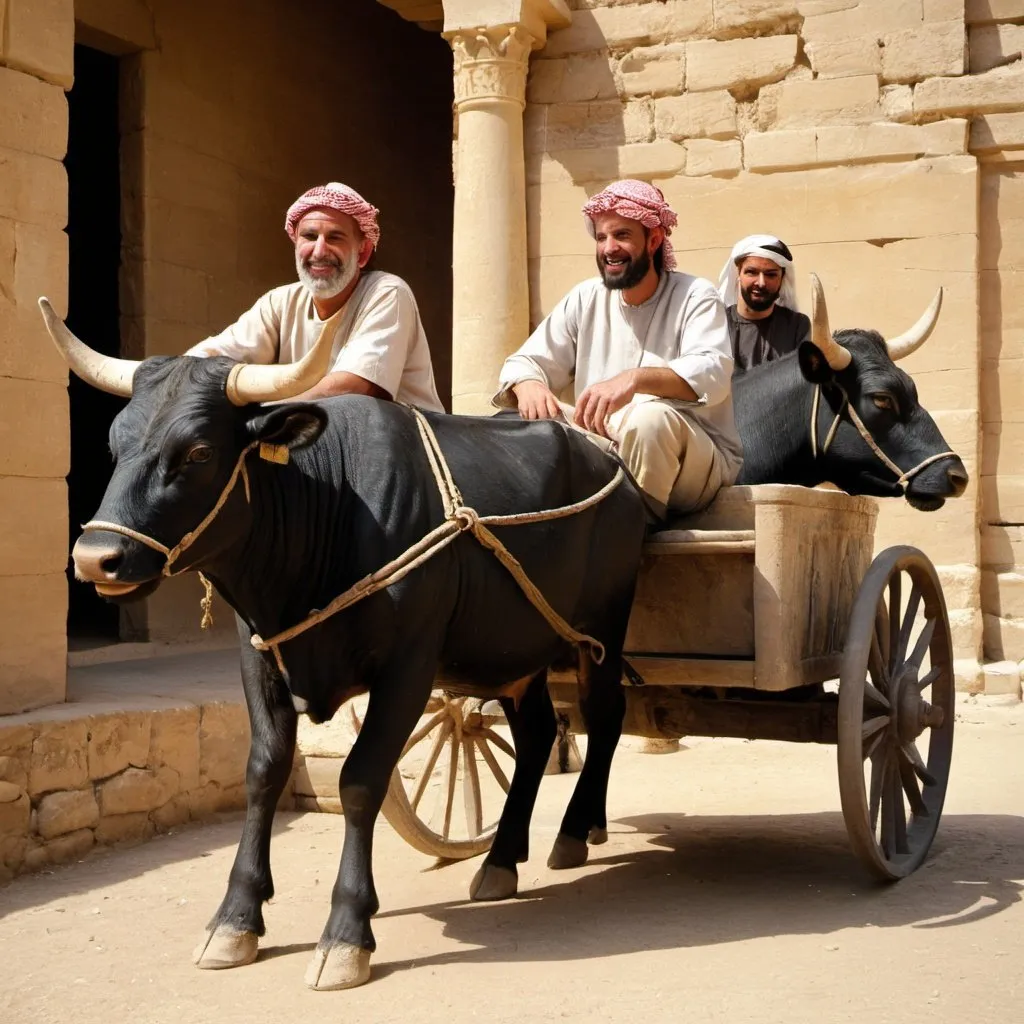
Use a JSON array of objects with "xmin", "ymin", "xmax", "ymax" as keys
[
  {"xmin": 494, "ymin": 179, "xmax": 741, "ymax": 521},
  {"xmin": 187, "ymin": 182, "xmax": 443, "ymax": 411}
]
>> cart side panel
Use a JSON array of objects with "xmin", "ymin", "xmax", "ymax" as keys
[
  {"xmin": 625, "ymin": 551, "xmax": 755, "ymax": 656},
  {"xmin": 750, "ymin": 487, "xmax": 878, "ymax": 690}
]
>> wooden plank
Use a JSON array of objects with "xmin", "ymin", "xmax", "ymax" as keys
[
  {"xmin": 551, "ymin": 684, "xmax": 839, "ymax": 744},
  {"xmin": 548, "ymin": 656, "xmax": 755, "ymax": 689},
  {"xmin": 643, "ymin": 529, "xmax": 755, "ymax": 555}
]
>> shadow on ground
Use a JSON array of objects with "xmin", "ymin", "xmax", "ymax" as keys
[{"xmin": 361, "ymin": 810, "xmax": 1024, "ymax": 975}]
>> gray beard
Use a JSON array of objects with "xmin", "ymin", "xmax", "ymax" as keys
[{"xmin": 296, "ymin": 251, "xmax": 359, "ymax": 299}]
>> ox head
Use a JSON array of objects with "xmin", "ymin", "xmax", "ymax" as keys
[
  {"xmin": 796, "ymin": 275, "xmax": 968, "ymax": 511},
  {"xmin": 41, "ymin": 298, "xmax": 334, "ymax": 601}
]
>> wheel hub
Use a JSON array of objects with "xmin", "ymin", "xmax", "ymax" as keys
[{"xmin": 893, "ymin": 666, "xmax": 944, "ymax": 744}]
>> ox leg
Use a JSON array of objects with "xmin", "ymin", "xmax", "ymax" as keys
[
  {"xmin": 548, "ymin": 654, "xmax": 625, "ymax": 870},
  {"xmin": 194, "ymin": 627, "xmax": 296, "ymax": 970},
  {"xmin": 469, "ymin": 671, "xmax": 557, "ymax": 901},
  {"xmin": 305, "ymin": 673, "xmax": 431, "ymax": 991}
]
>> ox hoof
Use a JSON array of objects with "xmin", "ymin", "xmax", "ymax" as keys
[
  {"xmin": 588, "ymin": 826, "xmax": 608, "ymax": 846},
  {"xmin": 192, "ymin": 926, "xmax": 259, "ymax": 970},
  {"xmin": 304, "ymin": 943, "xmax": 372, "ymax": 991},
  {"xmin": 547, "ymin": 833, "xmax": 589, "ymax": 870},
  {"xmin": 469, "ymin": 863, "xmax": 518, "ymax": 901}
]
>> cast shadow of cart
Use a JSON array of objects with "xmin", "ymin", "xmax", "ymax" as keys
[{"xmin": 369, "ymin": 810, "xmax": 1024, "ymax": 976}]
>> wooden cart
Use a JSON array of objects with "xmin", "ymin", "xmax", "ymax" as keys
[{"xmin": 361, "ymin": 484, "xmax": 954, "ymax": 882}]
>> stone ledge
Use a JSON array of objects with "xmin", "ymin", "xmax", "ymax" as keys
[{"xmin": 0, "ymin": 648, "xmax": 262, "ymax": 883}]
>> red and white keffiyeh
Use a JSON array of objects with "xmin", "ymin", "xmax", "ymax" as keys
[
  {"xmin": 581, "ymin": 179, "xmax": 679, "ymax": 271},
  {"xmin": 285, "ymin": 182, "xmax": 381, "ymax": 249}
]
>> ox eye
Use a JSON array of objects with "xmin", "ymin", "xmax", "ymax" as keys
[
  {"xmin": 185, "ymin": 444, "xmax": 213, "ymax": 465},
  {"xmin": 872, "ymin": 394, "xmax": 897, "ymax": 413}
]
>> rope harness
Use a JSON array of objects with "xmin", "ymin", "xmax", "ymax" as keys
[
  {"xmin": 80, "ymin": 408, "xmax": 624, "ymax": 677},
  {"xmin": 809, "ymin": 383, "xmax": 957, "ymax": 489}
]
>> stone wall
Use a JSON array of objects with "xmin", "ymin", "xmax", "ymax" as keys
[
  {"xmin": 0, "ymin": 693, "xmax": 255, "ymax": 883},
  {"xmin": 0, "ymin": 0, "xmax": 74, "ymax": 714},
  {"xmin": 525, "ymin": 0, "xmax": 1023, "ymax": 695}
]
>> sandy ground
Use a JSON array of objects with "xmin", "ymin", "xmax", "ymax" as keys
[{"xmin": 1, "ymin": 697, "xmax": 1022, "ymax": 1024}]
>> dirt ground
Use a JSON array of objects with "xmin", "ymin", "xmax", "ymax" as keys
[{"xmin": 1, "ymin": 697, "xmax": 1022, "ymax": 1024}]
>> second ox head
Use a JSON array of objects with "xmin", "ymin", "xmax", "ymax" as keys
[
  {"xmin": 41, "ymin": 299, "xmax": 335, "ymax": 602},
  {"xmin": 796, "ymin": 276, "xmax": 968, "ymax": 511}
]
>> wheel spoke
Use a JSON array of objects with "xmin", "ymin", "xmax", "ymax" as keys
[
  {"xmin": 869, "ymin": 623, "xmax": 890, "ymax": 693},
  {"xmin": 864, "ymin": 680, "xmax": 891, "ymax": 710},
  {"xmin": 864, "ymin": 726, "xmax": 887, "ymax": 761},
  {"xmin": 901, "ymin": 740, "xmax": 937, "ymax": 788},
  {"xmin": 887, "ymin": 572, "xmax": 902, "ymax": 673},
  {"xmin": 898, "ymin": 751, "xmax": 928, "ymax": 818},
  {"xmin": 868, "ymin": 749, "xmax": 885, "ymax": 832},
  {"xmin": 888, "ymin": 758, "xmax": 909, "ymax": 855},
  {"xmin": 475, "ymin": 735, "xmax": 511, "ymax": 794},
  {"xmin": 915, "ymin": 665, "xmax": 942, "ymax": 695},
  {"xmin": 896, "ymin": 581, "xmax": 923, "ymax": 668},
  {"xmin": 862, "ymin": 715, "xmax": 890, "ymax": 744},
  {"xmin": 462, "ymin": 737, "xmax": 483, "ymax": 838},
  {"xmin": 906, "ymin": 616, "xmax": 936, "ymax": 672},
  {"xmin": 481, "ymin": 727, "xmax": 515, "ymax": 760},
  {"xmin": 401, "ymin": 709, "xmax": 449, "ymax": 756},
  {"xmin": 880, "ymin": 755, "xmax": 898, "ymax": 857},
  {"xmin": 438, "ymin": 733, "xmax": 459, "ymax": 840},
  {"xmin": 409, "ymin": 718, "xmax": 453, "ymax": 813}
]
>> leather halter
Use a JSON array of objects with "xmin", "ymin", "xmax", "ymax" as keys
[{"xmin": 810, "ymin": 384, "xmax": 957, "ymax": 490}]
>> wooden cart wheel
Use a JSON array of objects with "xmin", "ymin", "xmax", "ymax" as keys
[
  {"xmin": 838, "ymin": 545, "xmax": 955, "ymax": 880},
  {"xmin": 350, "ymin": 693, "xmax": 515, "ymax": 859}
]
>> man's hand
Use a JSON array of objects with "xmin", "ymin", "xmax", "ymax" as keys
[
  {"xmin": 573, "ymin": 370, "xmax": 638, "ymax": 438},
  {"xmin": 513, "ymin": 379, "xmax": 565, "ymax": 421}
]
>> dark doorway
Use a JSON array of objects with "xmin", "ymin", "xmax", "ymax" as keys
[{"xmin": 65, "ymin": 44, "xmax": 124, "ymax": 641}]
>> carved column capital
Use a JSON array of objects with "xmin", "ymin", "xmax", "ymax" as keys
[{"xmin": 446, "ymin": 23, "xmax": 537, "ymax": 111}]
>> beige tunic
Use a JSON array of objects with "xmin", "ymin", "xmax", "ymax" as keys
[
  {"xmin": 495, "ymin": 271, "xmax": 743, "ymax": 478},
  {"xmin": 187, "ymin": 271, "xmax": 444, "ymax": 412}
]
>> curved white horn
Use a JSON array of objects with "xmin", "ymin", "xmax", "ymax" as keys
[
  {"xmin": 38, "ymin": 297, "xmax": 139, "ymax": 396},
  {"xmin": 810, "ymin": 273, "xmax": 852, "ymax": 371},
  {"xmin": 225, "ymin": 304, "xmax": 347, "ymax": 406},
  {"xmin": 886, "ymin": 288, "xmax": 943, "ymax": 362}
]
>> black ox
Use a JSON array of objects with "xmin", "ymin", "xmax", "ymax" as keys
[
  {"xmin": 43, "ymin": 301, "xmax": 647, "ymax": 991},
  {"xmin": 733, "ymin": 275, "xmax": 968, "ymax": 508}
]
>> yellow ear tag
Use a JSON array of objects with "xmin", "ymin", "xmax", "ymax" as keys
[{"xmin": 259, "ymin": 443, "xmax": 290, "ymax": 465}]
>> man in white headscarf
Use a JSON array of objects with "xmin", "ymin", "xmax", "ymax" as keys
[{"xmin": 718, "ymin": 235, "xmax": 810, "ymax": 373}]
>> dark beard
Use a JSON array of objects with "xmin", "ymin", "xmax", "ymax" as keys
[
  {"xmin": 598, "ymin": 247, "xmax": 651, "ymax": 290},
  {"xmin": 740, "ymin": 281, "xmax": 780, "ymax": 313}
]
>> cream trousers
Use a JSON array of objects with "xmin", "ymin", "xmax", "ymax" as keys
[{"xmin": 559, "ymin": 397, "xmax": 727, "ymax": 518}]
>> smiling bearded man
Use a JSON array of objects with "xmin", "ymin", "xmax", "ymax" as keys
[
  {"xmin": 493, "ymin": 179, "xmax": 742, "ymax": 523},
  {"xmin": 186, "ymin": 182, "xmax": 442, "ymax": 410}
]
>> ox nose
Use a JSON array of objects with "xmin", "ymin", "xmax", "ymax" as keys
[
  {"xmin": 947, "ymin": 463, "xmax": 969, "ymax": 497},
  {"xmin": 72, "ymin": 538, "xmax": 124, "ymax": 582}
]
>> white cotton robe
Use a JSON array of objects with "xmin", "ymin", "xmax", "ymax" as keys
[
  {"xmin": 187, "ymin": 271, "xmax": 443, "ymax": 412},
  {"xmin": 494, "ymin": 271, "xmax": 743, "ymax": 478}
]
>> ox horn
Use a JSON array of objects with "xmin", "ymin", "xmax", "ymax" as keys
[
  {"xmin": 225, "ymin": 304, "xmax": 346, "ymax": 406},
  {"xmin": 886, "ymin": 288, "xmax": 943, "ymax": 362},
  {"xmin": 809, "ymin": 273, "xmax": 852, "ymax": 371},
  {"xmin": 38, "ymin": 297, "xmax": 140, "ymax": 397}
]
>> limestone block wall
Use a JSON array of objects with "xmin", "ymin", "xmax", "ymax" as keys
[
  {"xmin": 525, "ymin": 0, "xmax": 1024, "ymax": 694},
  {"xmin": 975, "ymin": 4, "xmax": 1024, "ymax": 688},
  {"xmin": 0, "ymin": 695, "xmax": 257, "ymax": 883},
  {"xmin": 111, "ymin": 0, "xmax": 454, "ymax": 643},
  {"xmin": 0, "ymin": 0, "xmax": 74, "ymax": 714}
]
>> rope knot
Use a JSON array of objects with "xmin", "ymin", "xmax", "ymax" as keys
[{"xmin": 453, "ymin": 505, "xmax": 480, "ymax": 532}]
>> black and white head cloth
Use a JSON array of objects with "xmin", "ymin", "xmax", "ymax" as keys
[{"xmin": 718, "ymin": 234, "xmax": 798, "ymax": 312}]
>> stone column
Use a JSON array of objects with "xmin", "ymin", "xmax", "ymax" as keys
[{"xmin": 443, "ymin": 1, "xmax": 570, "ymax": 415}]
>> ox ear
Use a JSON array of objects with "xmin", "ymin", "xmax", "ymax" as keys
[
  {"xmin": 247, "ymin": 403, "xmax": 327, "ymax": 451},
  {"xmin": 797, "ymin": 341, "xmax": 835, "ymax": 385}
]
